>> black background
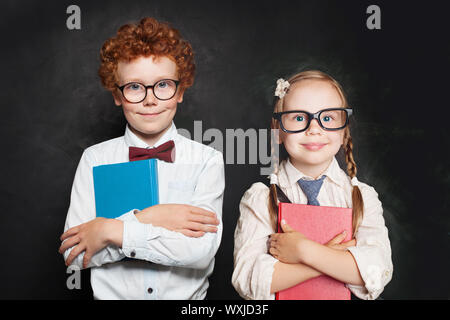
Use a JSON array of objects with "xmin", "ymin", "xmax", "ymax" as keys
[{"xmin": 0, "ymin": 0, "xmax": 449, "ymax": 300}]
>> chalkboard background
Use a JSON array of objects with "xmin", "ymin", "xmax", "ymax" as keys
[{"xmin": 0, "ymin": 0, "xmax": 448, "ymax": 299}]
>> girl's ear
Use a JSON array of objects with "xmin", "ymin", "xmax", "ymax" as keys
[
  {"xmin": 276, "ymin": 129, "xmax": 284, "ymax": 145},
  {"xmin": 339, "ymin": 127, "xmax": 347, "ymax": 147},
  {"xmin": 272, "ymin": 121, "xmax": 283, "ymax": 145},
  {"xmin": 277, "ymin": 134, "xmax": 283, "ymax": 145}
]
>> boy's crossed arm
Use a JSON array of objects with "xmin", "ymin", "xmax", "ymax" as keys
[{"xmin": 59, "ymin": 203, "xmax": 221, "ymax": 269}]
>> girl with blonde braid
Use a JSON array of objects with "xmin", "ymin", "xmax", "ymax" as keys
[{"xmin": 232, "ymin": 70, "xmax": 393, "ymax": 300}]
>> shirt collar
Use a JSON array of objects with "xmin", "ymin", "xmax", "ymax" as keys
[
  {"xmin": 124, "ymin": 121, "xmax": 178, "ymax": 149},
  {"xmin": 278, "ymin": 156, "xmax": 345, "ymax": 188}
]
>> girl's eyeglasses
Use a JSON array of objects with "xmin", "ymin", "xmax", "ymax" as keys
[{"xmin": 273, "ymin": 108, "xmax": 353, "ymax": 133}]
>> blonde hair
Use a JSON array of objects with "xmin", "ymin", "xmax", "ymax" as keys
[{"xmin": 268, "ymin": 70, "xmax": 364, "ymax": 236}]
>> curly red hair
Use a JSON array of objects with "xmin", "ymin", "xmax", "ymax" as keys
[{"xmin": 98, "ymin": 17, "xmax": 195, "ymax": 92}]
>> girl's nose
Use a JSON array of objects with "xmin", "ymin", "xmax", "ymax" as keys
[{"xmin": 305, "ymin": 119, "xmax": 323, "ymax": 135}]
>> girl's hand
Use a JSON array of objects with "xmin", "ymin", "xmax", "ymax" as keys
[
  {"xmin": 135, "ymin": 204, "xmax": 220, "ymax": 238},
  {"xmin": 325, "ymin": 231, "xmax": 356, "ymax": 250},
  {"xmin": 59, "ymin": 218, "xmax": 123, "ymax": 268},
  {"xmin": 269, "ymin": 220, "xmax": 312, "ymax": 264}
]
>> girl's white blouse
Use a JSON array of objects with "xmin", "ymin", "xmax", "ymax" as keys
[{"xmin": 232, "ymin": 157, "xmax": 393, "ymax": 300}]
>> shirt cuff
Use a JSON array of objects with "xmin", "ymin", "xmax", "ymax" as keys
[
  {"xmin": 263, "ymin": 255, "xmax": 278, "ymax": 300},
  {"xmin": 116, "ymin": 209, "xmax": 139, "ymax": 222},
  {"xmin": 122, "ymin": 220, "xmax": 151, "ymax": 259},
  {"xmin": 346, "ymin": 246, "xmax": 392, "ymax": 300},
  {"xmin": 121, "ymin": 217, "xmax": 174, "ymax": 264}
]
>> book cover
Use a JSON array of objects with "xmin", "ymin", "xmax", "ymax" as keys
[
  {"xmin": 93, "ymin": 159, "xmax": 159, "ymax": 218},
  {"xmin": 275, "ymin": 202, "xmax": 352, "ymax": 300}
]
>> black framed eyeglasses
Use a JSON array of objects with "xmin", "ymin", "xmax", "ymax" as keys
[
  {"xmin": 115, "ymin": 79, "xmax": 180, "ymax": 103},
  {"xmin": 273, "ymin": 108, "xmax": 353, "ymax": 133}
]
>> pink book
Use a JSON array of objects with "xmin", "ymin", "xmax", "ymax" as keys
[{"xmin": 275, "ymin": 202, "xmax": 352, "ymax": 300}]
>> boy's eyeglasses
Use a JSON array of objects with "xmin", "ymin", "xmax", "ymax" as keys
[
  {"xmin": 273, "ymin": 108, "xmax": 353, "ymax": 133},
  {"xmin": 115, "ymin": 79, "xmax": 180, "ymax": 103}
]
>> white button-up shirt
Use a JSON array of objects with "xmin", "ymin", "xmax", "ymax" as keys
[
  {"xmin": 63, "ymin": 122, "xmax": 225, "ymax": 299},
  {"xmin": 232, "ymin": 157, "xmax": 393, "ymax": 300}
]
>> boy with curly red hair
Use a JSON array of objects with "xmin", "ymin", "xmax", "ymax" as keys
[{"xmin": 59, "ymin": 17, "xmax": 225, "ymax": 300}]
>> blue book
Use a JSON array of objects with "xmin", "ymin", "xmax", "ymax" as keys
[{"xmin": 93, "ymin": 159, "xmax": 159, "ymax": 218}]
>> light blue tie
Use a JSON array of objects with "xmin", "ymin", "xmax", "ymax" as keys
[{"xmin": 297, "ymin": 175, "xmax": 326, "ymax": 206}]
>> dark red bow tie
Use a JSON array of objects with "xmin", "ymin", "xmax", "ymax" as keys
[{"xmin": 129, "ymin": 140, "xmax": 175, "ymax": 163}]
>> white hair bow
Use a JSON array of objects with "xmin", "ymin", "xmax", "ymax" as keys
[{"xmin": 274, "ymin": 78, "xmax": 290, "ymax": 99}]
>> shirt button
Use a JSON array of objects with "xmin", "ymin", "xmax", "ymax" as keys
[
  {"xmin": 130, "ymin": 251, "xmax": 136, "ymax": 258},
  {"xmin": 147, "ymin": 287, "xmax": 153, "ymax": 294}
]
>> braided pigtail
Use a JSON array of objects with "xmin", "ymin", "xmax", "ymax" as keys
[
  {"xmin": 268, "ymin": 97, "xmax": 283, "ymax": 231},
  {"xmin": 343, "ymin": 128, "xmax": 364, "ymax": 236}
]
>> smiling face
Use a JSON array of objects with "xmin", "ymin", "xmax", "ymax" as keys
[
  {"xmin": 279, "ymin": 79, "xmax": 345, "ymax": 178},
  {"xmin": 112, "ymin": 55, "xmax": 184, "ymax": 146}
]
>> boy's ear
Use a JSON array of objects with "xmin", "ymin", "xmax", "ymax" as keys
[
  {"xmin": 112, "ymin": 90, "xmax": 122, "ymax": 106},
  {"xmin": 176, "ymin": 88, "xmax": 185, "ymax": 103}
]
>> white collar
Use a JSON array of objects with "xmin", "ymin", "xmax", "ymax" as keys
[{"xmin": 277, "ymin": 157, "xmax": 345, "ymax": 189}]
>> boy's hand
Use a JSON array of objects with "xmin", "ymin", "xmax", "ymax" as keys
[
  {"xmin": 59, "ymin": 218, "xmax": 123, "ymax": 268},
  {"xmin": 269, "ymin": 220, "xmax": 312, "ymax": 264},
  {"xmin": 135, "ymin": 204, "xmax": 220, "ymax": 238}
]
